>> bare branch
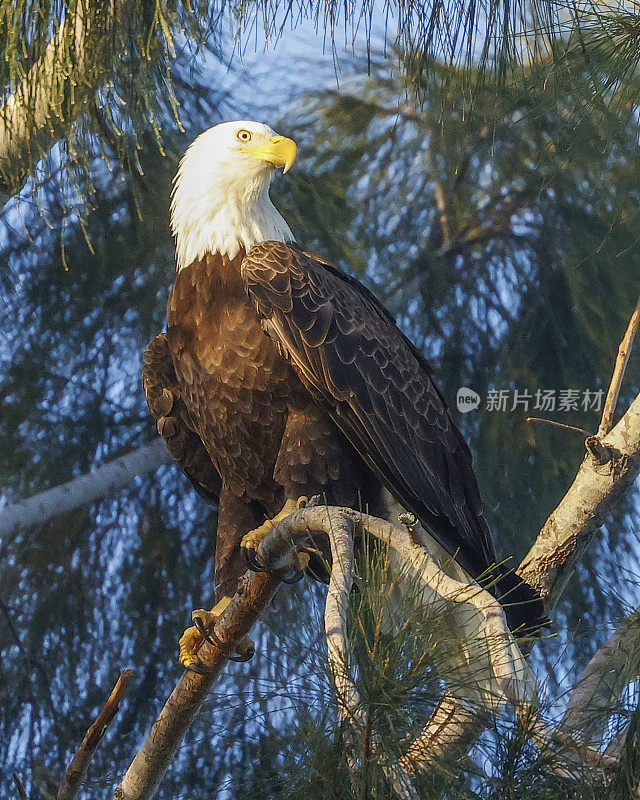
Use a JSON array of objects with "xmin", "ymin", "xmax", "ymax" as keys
[
  {"xmin": 525, "ymin": 417, "xmax": 590, "ymax": 437},
  {"xmin": 0, "ymin": 440, "xmax": 170, "ymax": 541},
  {"xmin": 112, "ymin": 572, "xmax": 283, "ymax": 800},
  {"xmin": 597, "ymin": 295, "xmax": 640, "ymax": 439},
  {"xmin": 57, "ymin": 669, "xmax": 135, "ymax": 800},
  {"xmin": 13, "ymin": 773, "xmax": 28, "ymax": 800},
  {"xmin": 433, "ymin": 181, "xmax": 451, "ymax": 249},
  {"xmin": 518, "ymin": 299, "xmax": 640, "ymax": 613},
  {"xmin": 563, "ymin": 609, "xmax": 640, "ymax": 748},
  {"xmin": 398, "ymin": 693, "xmax": 487, "ymax": 776},
  {"xmin": 323, "ymin": 506, "xmax": 420, "ymax": 799},
  {"xmin": 323, "ymin": 506, "xmax": 360, "ymax": 758}
]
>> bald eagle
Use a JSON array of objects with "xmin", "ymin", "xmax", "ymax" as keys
[{"xmin": 143, "ymin": 121, "xmax": 544, "ymax": 668}]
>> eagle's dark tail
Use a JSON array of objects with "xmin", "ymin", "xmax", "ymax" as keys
[{"xmin": 490, "ymin": 566, "xmax": 548, "ymax": 635}]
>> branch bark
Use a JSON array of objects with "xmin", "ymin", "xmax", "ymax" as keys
[
  {"xmin": 563, "ymin": 609, "xmax": 640, "ymax": 748},
  {"xmin": 517, "ymin": 298, "xmax": 640, "ymax": 609},
  {"xmin": 57, "ymin": 669, "xmax": 135, "ymax": 800},
  {"xmin": 517, "ymin": 389, "xmax": 640, "ymax": 609},
  {"xmin": 0, "ymin": 439, "xmax": 170, "ymax": 540},
  {"xmin": 112, "ymin": 572, "xmax": 282, "ymax": 800}
]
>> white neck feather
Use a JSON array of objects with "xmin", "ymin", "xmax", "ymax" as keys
[{"xmin": 170, "ymin": 151, "xmax": 294, "ymax": 270}]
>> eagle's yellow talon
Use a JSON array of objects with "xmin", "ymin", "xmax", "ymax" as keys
[
  {"xmin": 240, "ymin": 497, "xmax": 307, "ymax": 551},
  {"xmin": 178, "ymin": 626, "xmax": 203, "ymax": 668},
  {"xmin": 178, "ymin": 596, "xmax": 233, "ymax": 669},
  {"xmin": 240, "ymin": 520, "xmax": 273, "ymax": 551}
]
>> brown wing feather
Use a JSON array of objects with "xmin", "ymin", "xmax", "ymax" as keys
[
  {"xmin": 142, "ymin": 333, "xmax": 221, "ymax": 505},
  {"xmin": 242, "ymin": 241, "xmax": 495, "ymax": 578}
]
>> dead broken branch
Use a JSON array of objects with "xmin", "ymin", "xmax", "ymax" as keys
[
  {"xmin": 58, "ymin": 669, "xmax": 134, "ymax": 800},
  {"xmin": 597, "ymin": 295, "xmax": 640, "ymax": 439}
]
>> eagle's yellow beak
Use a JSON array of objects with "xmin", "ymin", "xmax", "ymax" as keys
[{"xmin": 242, "ymin": 135, "xmax": 297, "ymax": 174}]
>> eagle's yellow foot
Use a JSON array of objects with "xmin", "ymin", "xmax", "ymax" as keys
[
  {"xmin": 241, "ymin": 497, "xmax": 310, "ymax": 573},
  {"xmin": 241, "ymin": 497, "xmax": 307, "ymax": 551},
  {"xmin": 179, "ymin": 596, "xmax": 231, "ymax": 669},
  {"xmin": 178, "ymin": 596, "xmax": 254, "ymax": 669}
]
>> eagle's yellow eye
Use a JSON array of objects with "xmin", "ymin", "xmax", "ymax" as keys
[{"xmin": 236, "ymin": 129, "xmax": 252, "ymax": 143}]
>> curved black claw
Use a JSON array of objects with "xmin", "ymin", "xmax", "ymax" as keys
[
  {"xmin": 280, "ymin": 569, "xmax": 305, "ymax": 584},
  {"xmin": 243, "ymin": 547, "xmax": 270, "ymax": 574},
  {"xmin": 193, "ymin": 615, "xmax": 255, "ymax": 663},
  {"xmin": 243, "ymin": 547, "xmax": 306, "ymax": 584},
  {"xmin": 185, "ymin": 661, "xmax": 217, "ymax": 675}
]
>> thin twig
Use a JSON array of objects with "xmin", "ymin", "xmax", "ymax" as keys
[
  {"xmin": 57, "ymin": 670, "xmax": 135, "ymax": 800},
  {"xmin": 13, "ymin": 773, "xmax": 28, "ymax": 800},
  {"xmin": 526, "ymin": 417, "xmax": 590, "ymax": 436},
  {"xmin": 433, "ymin": 181, "xmax": 451, "ymax": 249},
  {"xmin": 597, "ymin": 295, "xmax": 640, "ymax": 439}
]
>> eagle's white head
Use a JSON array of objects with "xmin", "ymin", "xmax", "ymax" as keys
[{"xmin": 170, "ymin": 120, "xmax": 297, "ymax": 270}]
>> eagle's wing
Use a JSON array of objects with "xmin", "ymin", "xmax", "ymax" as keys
[
  {"xmin": 241, "ymin": 241, "xmax": 496, "ymax": 579},
  {"xmin": 142, "ymin": 333, "xmax": 221, "ymax": 505}
]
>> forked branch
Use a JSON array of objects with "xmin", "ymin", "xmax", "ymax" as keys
[{"xmin": 518, "ymin": 299, "xmax": 640, "ymax": 610}]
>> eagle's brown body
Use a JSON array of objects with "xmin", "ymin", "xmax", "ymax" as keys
[
  {"xmin": 144, "ymin": 249, "xmax": 381, "ymax": 598},
  {"xmin": 144, "ymin": 240, "xmax": 544, "ymax": 632}
]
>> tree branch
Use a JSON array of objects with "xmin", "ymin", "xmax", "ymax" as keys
[
  {"xmin": 113, "ymin": 441, "xmax": 640, "ymax": 800},
  {"xmin": 323, "ymin": 506, "xmax": 420, "ymax": 799},
  {"xmin": 112, "ymin": 571, "xmax": 283, "ymax": 800},
  {"xmin": 0, "ymin": 439, "xmax": 170, "ymax": 540},
  {"xmin": 13, "ymin": 773, "xmax": 28, "ymax": 800},
  {"xmin": 562, "ymin": 609, "xmax": 640, "ymax": 748},
  {"xmin": 57, "ymin": 669, "xmax": 135, "ymax": 800},
  {"xmin": 597, "ymin": 295, "xmax": 640, "ymax": 439},
  {"xmin": 517, "ymin": 388, "xmax": 640, "ymax": 609},
  {"xmin": 517, "ymin": 295, "xmax": 640, "ymax": 611},
  {"xmin": 114, "ymin": 503, "xmax": 537, "ymax": 800},
  {"xmin": 398, "ymin": 692, "xmax": 486, "ymax": 776}
]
